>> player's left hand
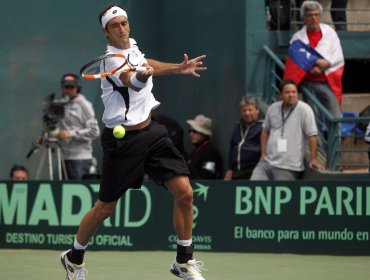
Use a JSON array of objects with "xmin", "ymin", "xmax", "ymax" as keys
[{"xmin": 180, "ymin": 54, "xmax": 207, "ymax": 77}]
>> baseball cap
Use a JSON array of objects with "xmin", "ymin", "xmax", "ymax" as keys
[{"xmin": 61, "ymin": 74, "xmax": 79, "ymax": 87}]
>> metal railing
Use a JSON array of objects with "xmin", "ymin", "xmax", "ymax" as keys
[
  {"xmin": 290, "ymin": 7, "xmax": 370, "ymax": 29},
  {"xmin": 268, "ymin": 3, "xmax": 370, "ymax": 31},
  {"xmin": 262, "ymin": 45, "xmax": 370, "ymax": 171}
]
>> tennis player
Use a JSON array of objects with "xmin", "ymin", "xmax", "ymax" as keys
[{"xmin": 60, "ymin": 4, "xmax": 207, "ymax": 280}]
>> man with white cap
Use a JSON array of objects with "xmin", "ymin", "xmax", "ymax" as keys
[
  {"xmin": 187, "ymin": 114, "xmax": 223, "ymax": 179},
  {"xmin": 60, "ymin": 4, "xmax": 207, "ymax": 280}
]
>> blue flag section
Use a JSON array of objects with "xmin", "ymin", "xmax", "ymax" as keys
[
  {"xmin": 287, "ymin": 40, "xmax": 322, "ymax": 72},
  {"xmin": 0, "ymin": 181, "xmax": 370, "ymax": 255},
  {"xmin": 283, "ymin": 40, "xmax": 324, "ymax": 84}
]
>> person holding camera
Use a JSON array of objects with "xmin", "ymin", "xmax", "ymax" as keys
[{"xmin": 58, "ymin": 73, "xmax": 100, "ymax": 180}]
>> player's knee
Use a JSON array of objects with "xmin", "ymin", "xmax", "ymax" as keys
[
  {"xmin": 100, "ymin": 207, "xmax": 115, "ymax": 220},
  {"xmin": 93, "ymin": 201, "xmax": 116, "ymax": 221},
  {"xmin": 177, "ymin": 185, "xmax": 193, "ymax": 206}
]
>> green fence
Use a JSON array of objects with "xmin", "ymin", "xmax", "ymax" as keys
[{"xmin": 0, "ymin": 0, "xmax": 246, "ymax": 179}]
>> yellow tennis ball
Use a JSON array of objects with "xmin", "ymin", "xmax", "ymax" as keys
[{"xmin": 113, "ymin": 125, "xmax": 126, "ymax": 139}]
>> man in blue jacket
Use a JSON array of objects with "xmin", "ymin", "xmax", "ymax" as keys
[{"xmin": 224, "ymin": 96, "xmax": 263, "ymax": 180}]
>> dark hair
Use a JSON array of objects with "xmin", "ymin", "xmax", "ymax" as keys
[
  {"xmin": 99, "ymin": 4, "xmax": 123, "ymax": 27},
  {"xmin": 10, "ymin": 164, "xmax": 28, "ymax": 178},
  {"xmin": 279, "ymin": 79, "xmax": 297, "ymax": 93}
]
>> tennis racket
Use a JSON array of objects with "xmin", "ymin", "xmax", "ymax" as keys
[{"xmin": 80, "ymin": 53, "xmax": 147, "ymax": 80}]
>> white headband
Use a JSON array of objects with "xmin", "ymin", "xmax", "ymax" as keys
[{"xmin": 101, "ymin": 6, "xmax": 128, "ymax": 28}]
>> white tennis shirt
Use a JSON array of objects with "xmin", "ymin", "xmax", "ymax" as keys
[{"xmin": 100, "ymin": 38, "xmax": 160, "ymax": 128}]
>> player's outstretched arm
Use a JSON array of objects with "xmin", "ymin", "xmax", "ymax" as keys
[{"xmin": 147, "ymin": 53, "xmax": 207, "ymax": 77}]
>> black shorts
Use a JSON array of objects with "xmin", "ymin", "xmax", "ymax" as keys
[{"xmin": 99, "ymin": 121, "xmax": 189, "ymax": 202}]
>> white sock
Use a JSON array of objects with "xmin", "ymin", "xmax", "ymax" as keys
[
  {"xmin": 74, "ymin": 238, "xmax": 88, "ymax": 250},
  {"xmin": 177, "ymin": 238, "xmax": 192, "ymax": 247}
]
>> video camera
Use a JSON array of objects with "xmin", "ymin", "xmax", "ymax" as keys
[
  {"xmin": 43, "ymin": 93, "xmax": 66, "ymax": 134},
  {"xmin": 26, "ymin": 93, "xmax": 66, "ymax": 158}
]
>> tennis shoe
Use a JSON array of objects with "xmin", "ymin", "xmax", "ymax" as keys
[
  {"xmin": 170, "ymin": 258, "xmax": 207, "ymax": 280},
  {"xmin": 60, "ymin": 249, "xmax": 88, "ymax": 280}
]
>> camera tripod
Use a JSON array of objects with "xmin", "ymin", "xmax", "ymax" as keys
[{"xmin": 35, "ymin": 138, "xmax": 68, "ymax": 180}]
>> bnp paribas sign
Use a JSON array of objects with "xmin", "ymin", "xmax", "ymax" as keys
[{"xmin": 0, "ymin": 181, "xmax": 370, "ymax": 255}]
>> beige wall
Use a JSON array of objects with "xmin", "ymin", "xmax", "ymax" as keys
[
  {"xmin": 342, "ymin": 93, "xmax": 370, "ymax": 112},
  {"xmin": 319, "ymin": 0, "xmax": 370, "ymax": 31}
]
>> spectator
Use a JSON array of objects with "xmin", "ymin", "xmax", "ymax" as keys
[
  {"xmin": 187, "ymin": 114, "xmax": 223, "ymax": 179},
  {"xmin": 250, "ymin": 80, "xmax": 324, "ymax": 180},
  {"xmin": 224, "ymin": 96, "xmax": 263, "ymax": 180},
  {"xmin": 364, "ymin": 122, "xmax": 370, "ymax": 172},
  {"xmin": 284, "ymin": 1, "xmax": 344, "ymax": 122},
  {"xmin": 10, "ymin": 164, "xmax": 29, "ymax": 181},
  {"xmin": 58, "ymin": 73, "xmax": 100, "ymax": 180},
  {"xmin": 296, "ymin": 0, "xmax": 348, "ymax": 30},
  {"xmin": 267, "ymin": 0, "xmax": 291, "ymax": 30}
]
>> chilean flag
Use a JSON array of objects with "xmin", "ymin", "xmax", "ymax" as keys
[
  {"xmin": 283, "ymin": 24, "xmax": 345, "ymax": 105},
  {"xmin": 283, "ymin": 40, "xmax": 323, "ymax": 84}
]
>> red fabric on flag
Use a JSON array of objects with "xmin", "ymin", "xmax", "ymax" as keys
[
  {"xmin": 326, "ymin": 65, "xmax": 344, "ymax": 105},
  {"xmin": 283, "ymin": 57, "xmax": 308, "ymax": 84}
]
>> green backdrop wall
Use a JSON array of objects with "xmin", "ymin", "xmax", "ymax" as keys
[
  {"xmin": 0, "ymin": 0, "xmax": 246, "ymax": 179},
  {"xmin": 3, "ymin": 0, "xmax": 370, "ymax": 180}
]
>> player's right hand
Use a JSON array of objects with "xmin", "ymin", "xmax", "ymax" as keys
[{"xmin": 136, "ymin": 64, "xmax": 154, "ymax": 82}]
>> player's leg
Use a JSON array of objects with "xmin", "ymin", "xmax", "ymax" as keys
[
  {"xmin": 76, "ymin": 199, "xmax": 118, "ymax": 250},
  {"xmin": 65, "ymin": 123, "xmax": 147, "ymax": 262},
  {"xmin": 143, "ymin": 121, "xmax": 206, "ymax": 279},
  {"xmin": 166, "ymin": 175, "xmax": 193, "ymax": 243},
  {"xmin": 166, "ymin": 175, "xmax": 206, "ymax": 280},
  {"xmin": 60, "ymin": 199, "xmax": 117, "ymax": 280}
]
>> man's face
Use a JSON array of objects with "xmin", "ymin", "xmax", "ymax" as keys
[
  {"xmin": 62, "ymin": 85, "xmax": 78, "ymax": 99},
  {"xmin": 304, "ymin": 9, "xmax": 321, "ymax": 32},
  {"xmin": 103, "ymin": 16, "xmax": 130, "ymax": 48},
  {"xmin": 240, "ymin": 104, "xmax": 259, "ymax": 124},
  {"xmin": 280, "ymin": 83, "xmax": 299, "ymax": 106},
  {"xmin": 12, "ymin": 170, "xmax": 28, "ymax": 181}
]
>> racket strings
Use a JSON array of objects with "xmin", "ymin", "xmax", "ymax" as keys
[
  {"xmin": 80, "ymin": 54, "xmax": 128, "ymax": 79},
  {"xmin": 80, "ymin": 53, "xmax": 146, "ymax": 80}
]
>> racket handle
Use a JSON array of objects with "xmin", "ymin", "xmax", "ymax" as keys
[{"xmin": 134, "ymin": 66, "xmax": 147, "ymax": 72}]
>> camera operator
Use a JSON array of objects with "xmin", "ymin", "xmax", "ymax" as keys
[{"xmin": 58, "ymin": 73, "xmax": 100, "ymax": 180}]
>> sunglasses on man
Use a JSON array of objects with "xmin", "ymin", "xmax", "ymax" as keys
[{"xmin": 63, "ymin": 85, "xmax": 77, "ymax": 89}]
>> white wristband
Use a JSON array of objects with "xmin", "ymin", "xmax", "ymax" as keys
[{"xmin": 130, "ymin": 73, "xmax": 147, "ymax": 89}]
